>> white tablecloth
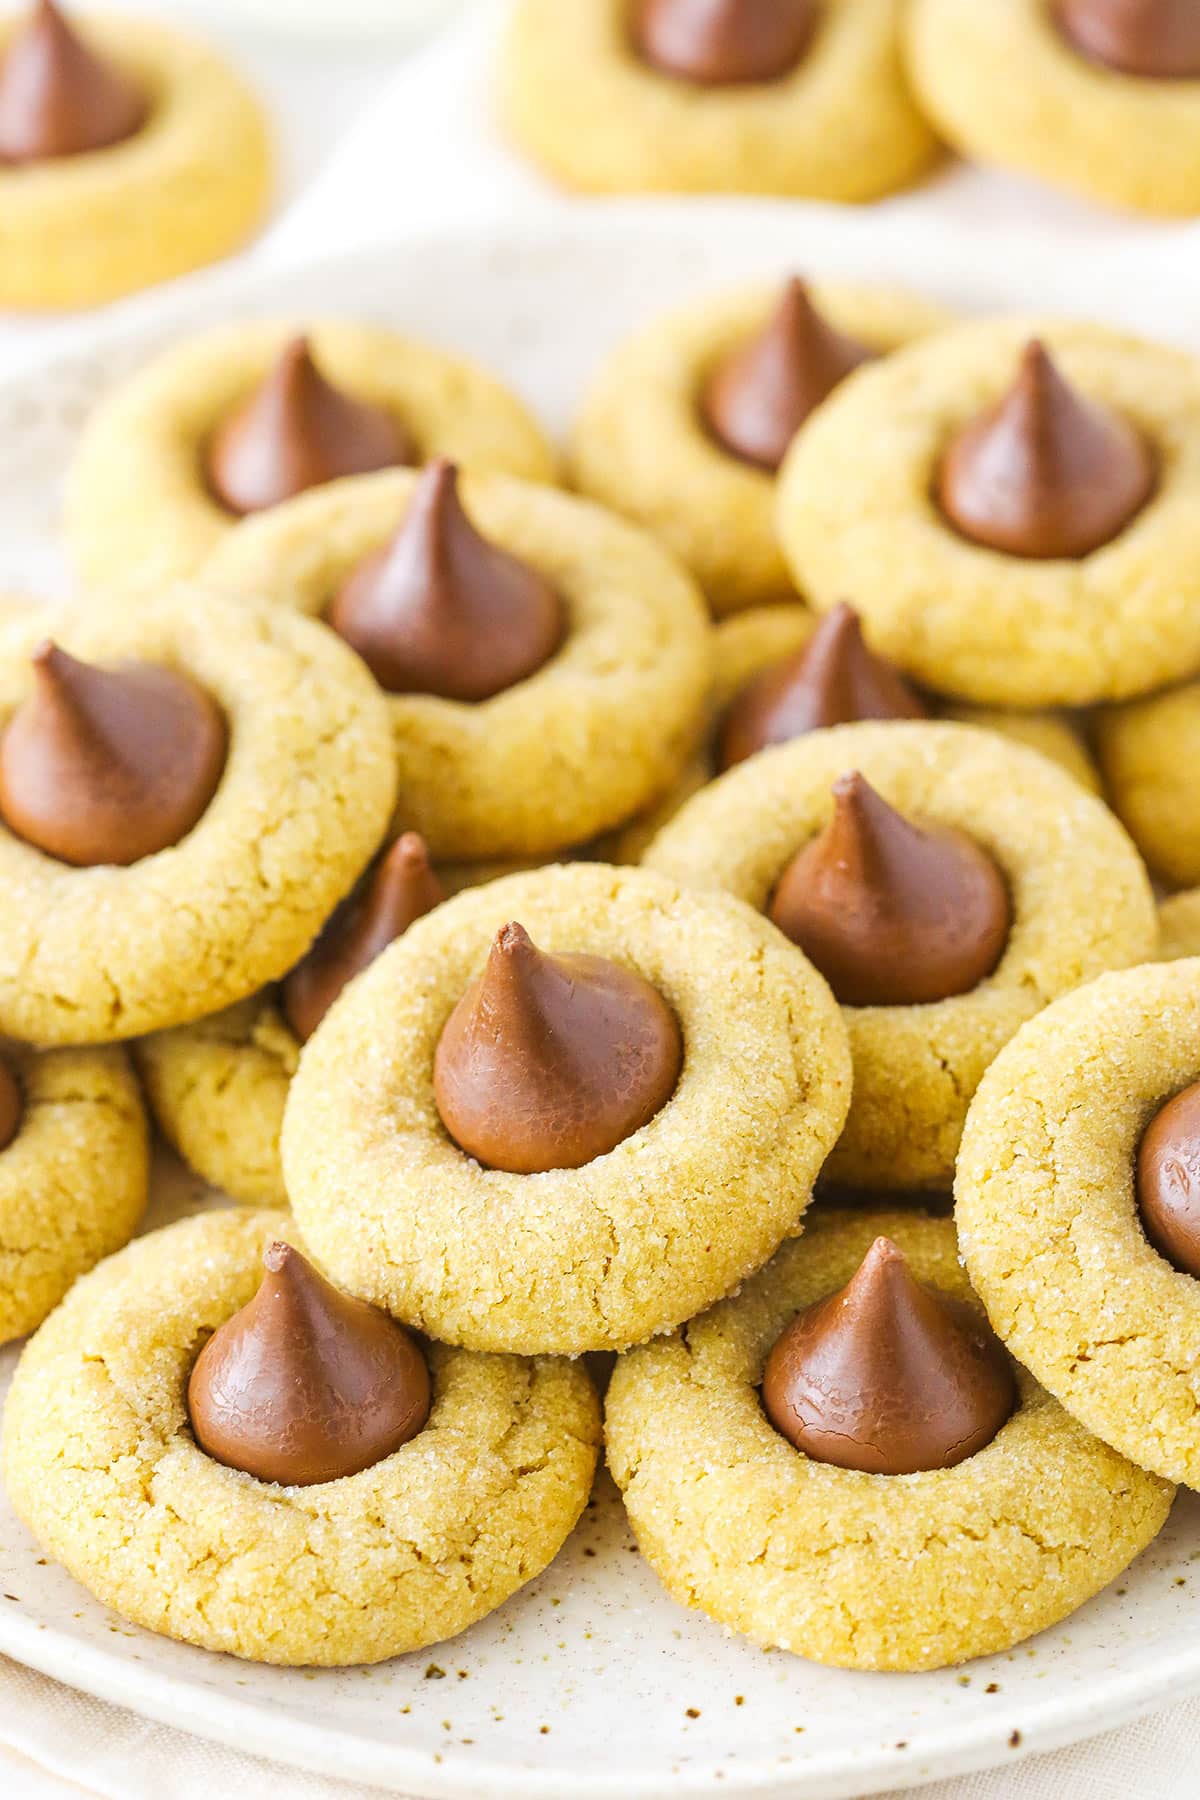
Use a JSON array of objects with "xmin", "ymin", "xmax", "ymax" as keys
[{"xmin": 0, "ymin": 4, "xmax": 1197, "ymax": 1794}]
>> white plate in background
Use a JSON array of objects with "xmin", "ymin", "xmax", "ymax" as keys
[{"xmin": 0, "ymin": 217, "xmax": 1198, "ymax": 1799}]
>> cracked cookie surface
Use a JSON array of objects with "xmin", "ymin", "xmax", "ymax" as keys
[
  {"xmin": 1, "ymin": 1207, "xmax": 601, "ymax": 1665},
  {"xmin": 0, "ymin": 12, "xmax": 271, "ymax": 309},
  {"xmin": 572, "ymin": 282, "xmax": 951, "ymax": 616},
  {"xmin": 501, "ymin": 0, "xmax": 936, "ymax": 199},
  {"xmin": 282, "ymin": 863, "xmax": 852, "ymax": 1356},
  {"xmin": 605, "ymin": 1208, "xmax": 1172, "ymax": 1670},
  {"xmin": 0, "ymin": 591, "xmax": 396, "ymax": 1045},
  {"xmin": 644, "ymin": 721, "xmax": 1155, "ymax": 1189},
  {"xmin": 66, "ymin": 321, "xmax": 556, "ymax": 598},
  {"xmin": 777, "ymin": 318, "xmax": 1200, "ymax": 706},
  {"xmin": 201, "ymin": 469, "xmax": 712, "ymax": 859},
  {"xmin": 0, "ymin": 1043, "xmax": 147, "ymax": 1342},
  {"xmin": 957, "ymin": 958, "xmax": 1200, "ymax": 1489}
]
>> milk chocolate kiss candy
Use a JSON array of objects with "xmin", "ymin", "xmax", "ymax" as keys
[
  {"xmin": 207, "ymin": 337, "xmax": 411, "ymax": 517},
  {"xmin": 329, "ymin": 460, "xmax": 563, "ymax": 700},
  {"xmin": 1056, "ymin": 0, "xmax": 1200, "ymax": 77},
  {"xmin": 633, "ymin": 0, "xmax": 817, "ymax": 84},
  {"xmin": 719, "ymin": 602, "xmax": 926, "ymax": 770},
  {"xmin": 0, "ymin": 1060, "xmax": 22, "ymax": 1153},
  {"xmin": 282, "ymin": 832, "xmax": 445, "ymax": 1043},
  {"xmin": 187, "ymin": 1241, "xmax": 431, "ymax": 1487},
  {"xmin": 762, "ymin": 1236, "xmax": 1016, "ymax": 1474},
  {"xmin": 937, "ymin": 339, "xmax": 1155, "ymax": 560},
  {"xmin": 1137, "ymin": 1081, "xmax": 1200, "ymax": 1278},
  {"xmin": 703, "ymin": 279, "xmax": 875, "ymax": 472},
  {"xmin": 0, "ymin": 0, "xmax": 146, "ymax": 164},
  {"xmin": 433, "ymin": 921, "xmax": 683, "ymax": 1174},
  {"xmin": 768, "ymin": 772, "xmax": 1010, "ymax": 1007},
  {"xmin": 0, "ymin": 642, "xmax": 227, "ymax": 867}
]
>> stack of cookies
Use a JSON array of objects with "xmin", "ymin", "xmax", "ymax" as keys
[{"xmin": 1, "ymin": 253, "xmax": 1199, "ymax": 1686}]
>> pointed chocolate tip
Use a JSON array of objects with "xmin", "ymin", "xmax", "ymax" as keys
[
  {"xmin": 262, "ymin": 1238, "xmax": 292, "ymax": 1275},
  {"xmin": 434, "ymin": 924, "xmax": 683, "ymax": 1174},
  {"xmin": 0, "ymin": 0, "xmax": 147, "ymax": 163}
]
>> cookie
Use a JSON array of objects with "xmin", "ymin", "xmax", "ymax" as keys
[
  {"xmin": 909, "ymin": 0, "xmax": 1200, "ymax": 217},
  {"xmin": 1160, "ymin": 890, "xmax": 1200, "ymax": 962},
  {"xmin": 0, "ymin": 591, "xmax": 396, "ymax": 1045},
  {"xmin": 644, "ymin": 721, "xmax": 1156, "ymax": 1189},
  {"xmin": 572, "ymin": 279, "xmax": 951, "ymax": 615},
  {"xmin": 0, "ymin": 1041, "xmax": 147, "ymax": 1343},
  {"xmin": 0, "ymin": 6, "xmax": 270, "ymax": 309},
  {"xmin": 777, "ymin": 317, "xmax": 1200, "ymax": 706},
  {"xmin": 957, "ymin": 958, "xmax": 1200, "ymax": 1489},
  {"xmin": 606, "ymin": 603, "xmax": 1099, "ymax": 863},
  {"xmin": 1094, "ymin": 681, "xmax": 1200, "ymax": 887},
  {"xmin": 200, "ymin": 468, "xmax": 712, "ymax": 859},
  {"xmin": 65, "ymin": 321, "xmax": 556, "ymax": 598},
  {"xmin": 500, "ymin": 0, "xmax": 936, "ymax": 199},
  {"xmin": 2, "ymin": 1208, "xmax": 601, "ymax": 1665},
  {"xmin": 606, "ymin": 1208, "xmax": 1172, "ymax": 1670},
  {"xmin": 282, "ymin": 862, "xmax": 852, "ymax": 1356}
]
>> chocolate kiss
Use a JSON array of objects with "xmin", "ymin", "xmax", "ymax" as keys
[
  {"xmin": 719, "ymin": 602, "xmax": 927, "ymax": 770},
  {"xmin": 1137, "ymin": 1081, "xmax": 1200, "ymax": 1278},
  {"xmin": 769, "ymin": 772, "xmax": 1011, "ymax": 1007},
  {"xmin": 0, "ymin": 642, "xmax": 227, "ymax": 867},
  {"xmin": 937, "ymin": 340, "xmax": 1156, "ymax": 560},
  {"xmin": 0, "ymin": 1060, "xmax": 22, "ymax": 1153},
  {"xmin": 0, "ymin": 0, "xmax": 146, "ymax": 164},
  {"xmin": 328, "ymin": 460, "xmax": 564, "ymax": 700},
  {"xmin": 433, "ymin": 921, "xmax": 683, "ymax": 1174},
  {"xmin": 207, "ymin": 337, "xmax": 411, "ymax": 518},
  {"xmin": 702, "ymin": 279, "xmax": 875, "ymax": 472},
  {"xmin": 633, "ymin": 0, "xmax": 817, "ymax": 85},
  {"xmin": 762, "ymin": 1236, "xmax": 1016, "ymax": 1474},
  {"xmin": 282, "ymin": 832, "xmax": 445, "ymax": 1044},
  {"xmin": 187, "ymin": 1240, "xmax": 431, "ymax": 1487},
  {"xmin": 1056, "ymin": 0, "xmax": 1200, "ymax": 77}
]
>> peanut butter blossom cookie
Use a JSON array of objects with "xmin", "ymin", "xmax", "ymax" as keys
[
  {"xmin": 283, "ymin": 862, "xmax": 851, "ymax": 1356},
  {"xmin": 200, "ymin": 463, "xmax": 712, "ymax": 859},
  {"xmin": 573, "ymin": 277, "xmax": 952, "ymax": 615},
  {"xmin": 909, "ymin": 0, "xmax": 1200, "ymax": 217},
  {"xmin": 0, "ymin": 592, "xmax": 395, "ymax": 1045},
  {"xmin": 606, "ymin": 1208, "xmax": 1172, "ymax": 1670},
  {"xmin": 610, "ymin": 600, "xmax": 1099, "ymax": 862},
  {"xmin": 65, "ymin": 324, "xmax": 555, "ymax": 598},
  {"xmin": 0, "ymin": 1041, "xmax": 147, "ymax": 1342},
  {"xmin": 645, "ymin": 721, "xmax": 1156, "ymax": 1189},
  {"xmin": 1094, "ymin": 679, "xmax": 1200, "ymax": 887},
  {"xmin": 957, "ymin": 958, "xmax": 1200, "ymax": 1490},
  {"xmin": 137, "ymin": 833, "xmax": 452, "ymax": 1207},
  {"xmin": 778, "ymin": 319, "xmax": 1200, "ymax": 706},
  {"xmin": 2, "ymin": 1208, "xmax": 600, "ymax": 1664},
  {"xmin": 501, "ymin": 0, "xmax": 936, "ymax": 198},
  {"xmin": 0, "ymin": 2, "xmax": 270, "ymax": 308}
]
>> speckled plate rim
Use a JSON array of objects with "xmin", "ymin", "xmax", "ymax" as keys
[{"xmin": 0, "ymin": 214, "xmax": 1199, "ymax": 1799}]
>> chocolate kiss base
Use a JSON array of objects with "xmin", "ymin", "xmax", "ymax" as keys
[
  {"xmin": 187, "ymin": 1241, "xmax": 431, "ymax": 1488},
  {"xmin": 632, "ymin": 0, "xmax": 818, "ymax": 85},
  {"xmin": 328, "ymin": 459, "xmax": 564, "ymax": 701},
  {"xmin": 0, "ymin": 0, "xmax": 147, "ymax": 165},
  {"xmin": 761, "ymin": 1235, "xmax": 1016, "ymax": 1474},
  {"xmin": 702, "ymin": 278, "xmax": 875, "ymax": 474},
  {"xmin": 282, "ymin": 832, "xmax": 445, "ymax": 1044},
  {"xmin": 936, "ymin": 339, "xmax": 1156, "ymax": 561},
  {"xmin": 719, "ymin": 601, "xmax": 926, "ymax": 770},
  {"xmin": 768, "ymin": 771, "xmax": 1011, "ymax": 1008},
  {"xmin": 1055, "ymin": 0, "xmax": 1200, "ymax": 78},
  {"xmin": 433, "ymin": 921, "xmax": 683, "ymax": 1174},
  {"xmin": 0, "ymin": 642, "xmax": 227, "ymax": 868},
  {"xmin": 1137, "ymin": 1079, "xmax": 1200, "ymax": 1278},
  {"xmin": 206, "ymin": 336, "xmax": 411, "ymax": 519}
]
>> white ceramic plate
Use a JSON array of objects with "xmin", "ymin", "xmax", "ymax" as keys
[{"xmin": 0, "ymin": 216, "xmax": 1199, "ymax": 1800}]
